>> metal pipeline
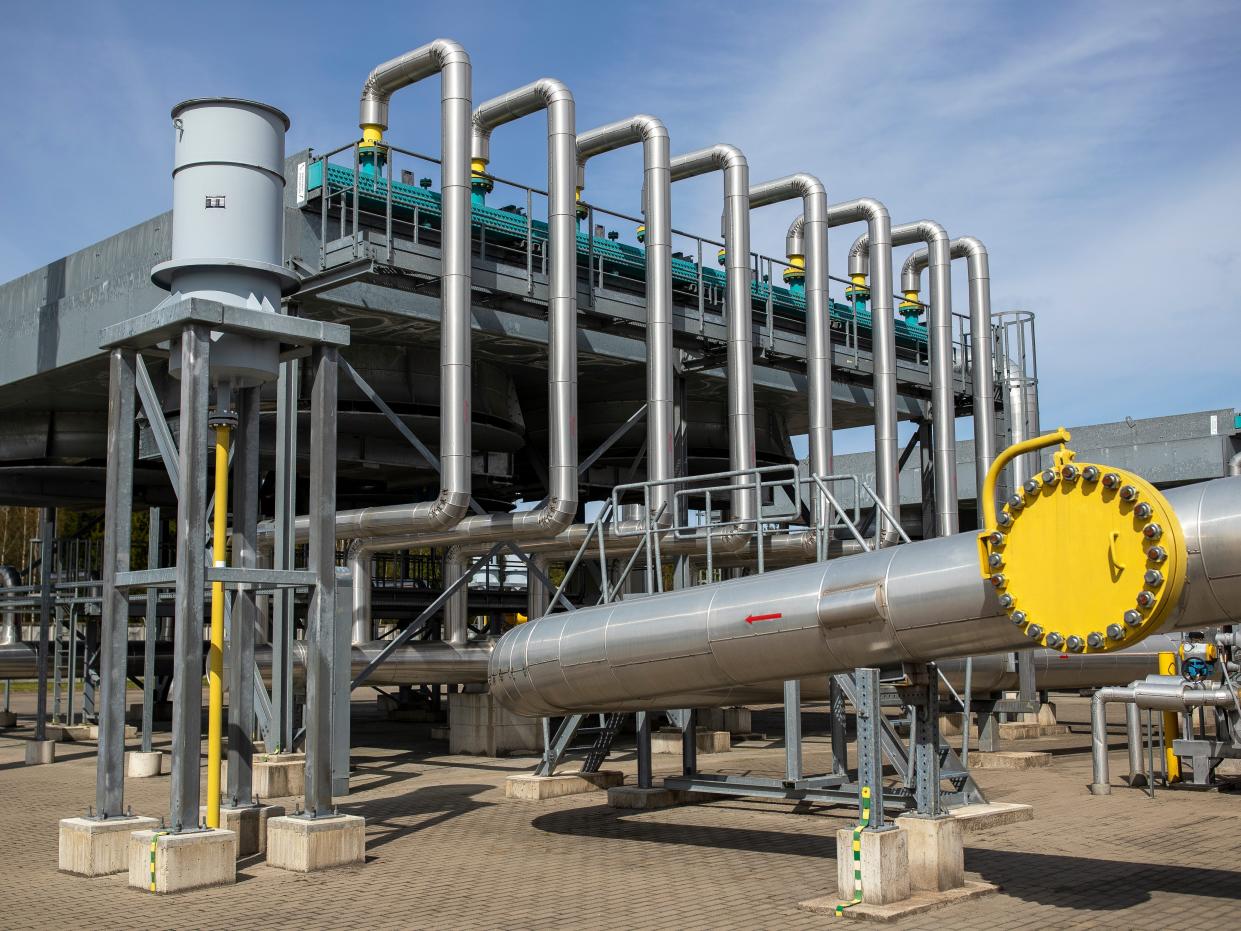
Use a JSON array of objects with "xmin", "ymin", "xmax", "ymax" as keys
[
  {"xmin": 669, "ymin": 145, "xmax": 756, "ymax": 550},
  {"xmin": 852, "ymin": 221, "xmax": 957, "ymax": 536},
  {"xmin": 749, "ymin": 175, "xmax": 831, "ymax": 515},
  {"xmin": 901, "ymin": 237, "xmax": 998, "ymax": 505},
  {"xmin": 576, "ymin": 115, "xmax": 674, "ymax": 520},
  {"xmin": 1089, "ymin": 676, "xmax": 1239, "ymax": 794},
  {"xmin": 789, "ymin": 199, "xmax": 900, "ymax": 544},
  {"xmin": 340, "ymin": 39, "xmax": 475, "ymax": 536},
  {"xmin": 489, "ymin": 476, "xmax": 1241, "ymax": 716},
  {"xmin": 0, "ymin": 566, "xmax": 20, "ymax": 646}
]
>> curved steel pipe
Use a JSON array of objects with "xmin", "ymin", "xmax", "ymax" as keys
[
  {"xmin": 670, "ymin": 144, "xmax": 755, "ymax": 548},
  {"xmin": 576, "ymin": 115, "xmax": 674, "ymax": 520},
  {"xmin": 749, "ymin": 175, "xmax": 831, "ymax": 518},
  {"xmin": 902, "ymin": 237, "xmax": 998, "ymax": 509},
  {"xmin": 852, "ymin": 221, "xmax": 957, "ymax": 536},
  {"xmin": 490, "ymin": 476, "xmax": 1241, "ymax": 716},
  {"xmin": 790, "ymin": 199, "xmax": 900, "ymax": 544}
]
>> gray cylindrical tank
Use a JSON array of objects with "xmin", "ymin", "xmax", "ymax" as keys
[{"xmin": 153, "ymin": 97, "xmax": 299, "ymax": 386}]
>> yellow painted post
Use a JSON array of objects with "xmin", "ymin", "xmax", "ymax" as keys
[
  {"xmin": 1158, "ymin": 651, "xmax": 1181, "ymax": 782},
  {"xmin": 206, "ymin": 424, "xmax": 231, "ymax": 829}
]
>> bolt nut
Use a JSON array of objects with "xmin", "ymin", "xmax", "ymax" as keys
[
  {"xmin": 1024, "ymin": 479, "xmax": 1041, "ymax": 494},
  {"xmin": 998, "ymin": 593, "xmax": 1014, "ymax": 609},
  {"xmin": 1107, "ymin": 623, "xmax": 1126, "ymax": 641},
  {"xmin": 1061, "ymin": 465, "xmax": 1080, "ymax": 482},
  {"xmin": 1134, "ymin": 502, "xmax": 1153, "ymax": 520},
  {"xmin": 1066, "ymin": 635, "xmax": 1085, "ymax": 652},
  {"xmin": 1011, "ymin": 610, "xmax": 1027, "ymax": 625},
  {"xmin": 1136, "ymin": 590, "xmax": 1156, "ymax": 608},
  {"xmin": 997, "ymin": 512, "xmax": 1012, "ymax": 526},
  {"xmin": 990, "ymin": 574, "xmax": 1006, "ymax": 589},
  {"xmin": 1142, "ymin": 523, "xmax": 1163, "ymax": 541},
  {"xmin": 988, "ymin": 553, "xmax": 1005, "ymax": 569},
  {"xmin": 1026, "ymin": 623, "xmax": 1044, "ymax": 639},
  {"xmin": 1046, "ymin": 632, "xmax": 1065, "ymax": 649},
  {"xmin": 1123, "ymin": 609, "xmax": 1143, "ymax": 627},
  {"xmin": 1147, "ymin": 545, "xmax": 1167, "ymax": 563},
  {"xmin": 1102, "ymin": 472, "xmax": 1121, "ymax": 489},
  {"xmin": 1008, "ymin": 494, "xmax": 1024, "ymax": 510},
  {"xmin": 1119, "ymin": 484, "xmax": 1139, "ymax": 501},
  {"xmin": 988, "ymin": 531, "xmax": 1006, "ymax": 546},
  {"xmin": 1087, "ymin": 632, "xmax": 1105, "ymax": 649},
  {"xmin": 1144, "ymin": 569, "xmax": 1164, "ymax": 587},
  {"xmin": 1082, "ymin": 465, "xmax": 1100, "ymax": 482},
  {"xmin": 1041, "ymin": 469, "xmax": 1059, "ymax": 485}
]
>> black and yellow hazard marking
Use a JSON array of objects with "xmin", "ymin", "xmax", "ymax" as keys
[{"xmin": 834, "ymin": 786, "xmax": 872, "ymax": 917}]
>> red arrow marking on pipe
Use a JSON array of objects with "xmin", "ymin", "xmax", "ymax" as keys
[{"xmin": 745, "ymin": 612, "xmax": 783, "ymax": 624}]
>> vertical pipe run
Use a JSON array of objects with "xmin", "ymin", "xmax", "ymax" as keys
[
  {"xmin": 228, "ymin": 388, "xmax": 260, "ymax": 808},
  {"xmin": 206, "ymin": 422, "xmax": 231, "ymax": 829},
  {"xmin": 141, "ymin": 508, "xmax": 160, "ymax": 754},
  {"xmin": 1125, "ymin": 701, "xmax": 1146, "ymax": 787},
  {"xmin": 35, "ymin": 509, "xmax": 53, "ymax": 744}
]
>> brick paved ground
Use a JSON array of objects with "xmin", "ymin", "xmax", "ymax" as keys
[{"xmin": 0, "ymin": 691, "xmax": 1237, "ymax": 930}]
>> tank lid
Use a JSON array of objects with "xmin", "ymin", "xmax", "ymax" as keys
[{"xmin": 170, "ymin": 97, "xmax": 291, "ymax": 130}]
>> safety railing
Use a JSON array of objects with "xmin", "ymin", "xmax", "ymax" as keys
[
  {"xmin": 300, "ymin": 140, "xmax": 949, "ymax": 372},
  {"xmin": 801, "ymin": 474, "xmax": 912, "ymax": 560}
]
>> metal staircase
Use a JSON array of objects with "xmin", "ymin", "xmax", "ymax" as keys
[{"xmin": 535, "ymin": 712, "xmax": 626, "ymax": 776}]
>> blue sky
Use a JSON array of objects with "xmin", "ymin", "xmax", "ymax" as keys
[{"xmin": 2, "ymin": 1, "xmax": 1238, "ymax": 453}]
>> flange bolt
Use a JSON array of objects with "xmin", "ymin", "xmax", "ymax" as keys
[
  {"xmin": 1024, "ymin": 479, "xmax": 1040, "ymax": 495},
  {"xmin": 998, "ymin": 593, "xmax": 1014, "ymax": 609},
  {"xmin": 1027, "ymin": 624, "xmax": 1044, "ymax": 639},
  {"xmin": 1136, "ymin": 590, "xmax": 1156, "ymax": 608},
  {"xmin": 1067, "ymin": 635, "xmax": 1085, "ymax": 652},
  {"xmin": 1061, "ymin": 465, "xmax": 1080, "ymax": 482},
  {"xmin": 1107, "ymin": 624, "xmax": 1126, "ymax": 640},
  {"xmin": 1142, "ymin": 523, "xmax": 1162, "ymax": 541},
  {"xmin": 997, "ymin": 512, "xmax": 1012, "ymax": 526},
  {"xmin": 1086, "ymin": 632, "xmax": 1104, "ymax": 649},
  {"xmin": 1041, "ymin": 469, "xmax": 1060, "ymax": 485},
  {"xmin": 1123, "ymin": 609, "xmax": 1143, "ymax": 627},
  {"xmin": 1147, "ymin": 546, "xmax": 1167, "ymax": 564},
  {"xmin": 1134, "ymin": 502, "xmax": 1153, "ymax": 520},
  {"xmin": 1007, "ymin": 495, "xmax": 1024, "ymax": 510},
  {"xmin": 988, "ymin": 553, "xmax": 1004, "ymax": 569},
  {"xmin": 1046, "ymin": 632, "xmax": 1065, "ymax": 649},
  {"xmin": 1143, "ymin": 569, "xmax": 1164, "ymax": 587},
  {"xmin": 988, "ymin": 531, "xmax": 1006, "ymax": 546},
  {"xmin": 1082, "ymin": 465, "xmax": 1100, "ymax": 482},
  {"xmin": 990, "ymin": 574, "xmax": 1006, "ymax": 589},
  {"xmin": 1011, "ymin": 610, "xmax": 1027, "ymax": 626},
  {"xmin": 1119, "ymin": 484, "xmax": 1139, "ymax": 501},
  {"xmin": 1102, "ymin": 472, "xmax": 1121, "ymax": 489}
]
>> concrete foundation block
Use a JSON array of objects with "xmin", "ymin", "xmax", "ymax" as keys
[
  {"xmin": 448, "ymin": 691, "xmax": 542, "ymax": 756},
  {"xmin": 968, "ymin": 750, "xmax": 1051, "ymax": 770},
  {"xmin": 266, "ymin": 814, "xmax": 365, "ymax": 872},
  {"xmin": 835, "ymin": 826, "xmax": 909, "ymax": 906},
  {"xmin": 56, "ymin": 724, "xmax": 94, "ymax": 742},
  {"xmin": 938, "ymin": 714, "xmax": 978, "ymax": 739},
  {"xmin": 25, "ymin": 739, "xmax": 55, "ymax": 765},
  {"xmin": 1020, "ymin": 702, "xmax": 1058, "ymax": 726},
  {"xmin": 505, "ymin": 770, "xmax": 624, "ymax": 801},
  {"xmin": 695, "ymin": 707, "xmax": 752, "ymax": 735},
  {"xmin": 800, "ymin": 880, "xmax": 998, "ymax": 920},
  {"xmin": 126, "ymin": 750, "xmax": 164, "ymax": 778},
  {"xmin": 252, "ymin": 757, "xmax": 305, "ymax": 799},
  {"xmin": 949, "ymin": 801, "xmax": 1034, "ymax": 833},
  {"xmin": 996, "ymin": 721, "xmax": 1069, "ymax": 740},
  {"xmin": 58, "ymin": 815, "xmax": 159, "ymax": 876},
  {"xmin": 607, "ymin": 786, "xmax": 678, "ymax": 809},
  {"xmin": 0, "ymin": 710, "xmax": 16, "ymax": 727},
  {"xmin": 894, "ymin": 815, "xmax": 964, "ymax": 892},
  {"xmin": 200, "ymin": 804, "xmax": 286, "ymax": 857},
  {"xmin": 87, "ymin": 723, "xmax": 137, "ymax": 740},
  {"xmin": 651, "ymin": 728, "xmax": 730, "ymax": 754},
  {"xmin": 128, "ymin": 829, "xmax": 237, "ymax": 893}
]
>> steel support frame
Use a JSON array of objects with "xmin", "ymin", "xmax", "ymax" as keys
[
  {"xmin": 95, "ymin": 348, "xmax": 137, "ymax": 819},
  {"xmin": 912, "ymin": 665, "xmax": 942, "ymax": 817},
  {"xmin": 226, "ymin": 387, "xmax": 261, "ymax": 809},
  {"xmin": 272, "ymin": 357, "xmax": 299, "ymax": 751},
  {"xmin": 35, "ymin": 509, "xmax": 55, "ymax": 743},
  {"xmin": 301, "ymin": 346, "xmax": 339, "ymax": 818},
  {"xmin": 141, "ymin": 508, "xmax": 161, "ymax": 753}
]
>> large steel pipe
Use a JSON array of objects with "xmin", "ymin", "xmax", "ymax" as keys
[
  {"xmin": 489, "ymin": 477, "xmax": 1241, "ymax": 715},
  {"xmin": 902, "ymin": 237, "xmax": 999, "ymax": 508},
  {"xmin": 852, "ymin": 221, "xmax": 957, "ymax": 536}
]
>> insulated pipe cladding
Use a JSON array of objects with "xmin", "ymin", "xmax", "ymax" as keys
[
  {"xmin": 489, "ymin": 476, "xmax": 1241, "ymax": 716},
  {"xmin": 576, "ymin": 114, "xmax": 675, "ymax": 520},
  {"xmin": 902, "ymin": 237, "xmax": 999, "ymax": 507},
  {"xmin": 789, "ymin": 199, "xmax": 900, "ymax": 544},
  {"xmin": 852, "ymin": 221, "xmax": 958, "ymax": 536}
]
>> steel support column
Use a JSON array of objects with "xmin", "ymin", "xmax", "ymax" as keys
[
  {"xmin": 272, "ymin": 358, "xmax": 298, "ymax": 751},
  {"xmin": 302, "ymin": 347, "xmax": 339, "ymax": 817},
  {"xmin": 227, "ymin": 387, "xmax": 260, "ymax": 808},
  {"xmin": 96, "ymin": 348, "xmax": 137, "ymax": 818},
  {"xmin": 784, "ymin": 679, "xmax": 803, "ymax": 782},
  {"xmin": 35, "ymin": 509, "xmax": 54, "ymax": 743},
  {"xmin": 170, "ymin": 325, "xmax": 211, "ymax": 832},
  {"xmin": 913, "ymin": 666, "xmax": 941, "ymax": 816},
  {"xmin": 829, "ymin": 676, "xmax": 847, "ymax": 776},
  {"xmin": 141, "ymin": 508, "xmax": 161, "ymax": 753},
  {"xmin": 636, "ymin": 710, "xmax": 653, "ymax": 788},
  {"xmin": 855, "ymin": 668, "xmax": 887, "ymax": 829}
]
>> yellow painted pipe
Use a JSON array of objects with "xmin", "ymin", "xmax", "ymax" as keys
[
  {"xmin": 1159, "ymin": 651, "xmax": 1181, "ymax": 782},
  {"xmin": 206, "ymin": 424, "xmax": 230, "ymax": 829}
]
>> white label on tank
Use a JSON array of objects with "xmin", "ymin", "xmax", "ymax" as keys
[{"xmin": 296, "ymin": 161, "xmax": 307, "ymax": 206}]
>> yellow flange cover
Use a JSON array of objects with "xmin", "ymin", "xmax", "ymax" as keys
[{"xmin": 980, "ymin": 444, "xmax": 1186, "ymax": 654}]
